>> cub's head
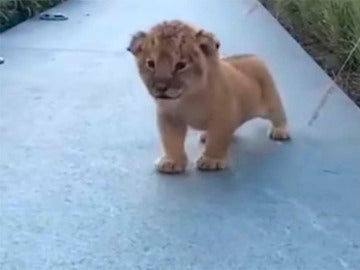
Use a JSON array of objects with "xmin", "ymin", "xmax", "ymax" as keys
[{"xmin": 127, "ymin": 20, "xmax": 220, "ymax": 100}]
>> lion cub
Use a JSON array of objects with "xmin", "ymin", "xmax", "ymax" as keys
[{"xmin": 128, "ymin": 20, "xmax": 290, "ymax": 173}]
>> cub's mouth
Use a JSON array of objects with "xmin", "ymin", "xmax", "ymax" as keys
[
  {"xmin": 153, "ymin": 89, "xmax": 182, "ymax": 100},
  {"xmin": 155, "ymin": 94, "xmax": 181, "ymax": 100}
]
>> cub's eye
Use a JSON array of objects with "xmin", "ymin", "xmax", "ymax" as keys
[
  {"xmin": 174, "ymin": 61, "xmax": 187, "ymax": 72},
  {"xmin": 146, "ymin": 59, "xmax": 155, "ymax": 69}
]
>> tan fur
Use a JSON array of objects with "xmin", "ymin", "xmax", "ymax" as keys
[{"xmin": 128, "ymin": 20, "xmax": 290, "ymax": 173}]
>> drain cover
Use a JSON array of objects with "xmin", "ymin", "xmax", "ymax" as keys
[{"xmin": 40, "ymin": 13, "xmax": 68, "ymax": 21}]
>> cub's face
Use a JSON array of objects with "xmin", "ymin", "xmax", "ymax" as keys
[{"xmin": 127, "ymin": 21, "xmax": 220, "ymax": 100}]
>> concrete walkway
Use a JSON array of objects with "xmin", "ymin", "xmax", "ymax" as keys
[{"xmin": 1, "ymin": 0, "xmax": 359, "ymax": 269}]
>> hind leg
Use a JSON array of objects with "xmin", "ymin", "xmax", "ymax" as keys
[
  {"xmin": 266, "ymin": 106, "xmax": 290, "ymax": 141},
  {"xmin": 259, "ymin": 71, "xmax": 290, "ymax": 141}
]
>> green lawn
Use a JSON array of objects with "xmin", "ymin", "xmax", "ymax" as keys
[
  {"xmin": 0, "ymin": 0, "xmax": 66, "ymax": 32},
  {"xmin": 260, "ymin": 0, "xmax": 360, "ymax": 106}
]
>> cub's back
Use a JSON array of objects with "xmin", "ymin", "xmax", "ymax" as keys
[{"xmin": 222, "ymin": 54, "xmax": 267, "ymax": 78}]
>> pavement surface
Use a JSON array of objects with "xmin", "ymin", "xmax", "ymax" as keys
[{"xmin": 1, "ymin": 0, "xmax": 360, "ymax": 269}]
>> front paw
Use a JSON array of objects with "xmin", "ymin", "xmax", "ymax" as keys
[
  {"xmin": 155, "ymin": 156, "xmax": 186, "ymax": 174},
  {"xmin": 196, "ymin": 155, "xmax": 227, "ymax": 171}
]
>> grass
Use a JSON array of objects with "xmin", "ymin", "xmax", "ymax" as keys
[
  {"xmin": 0, "ymin": 0, "xmax": 66, "ymax": 32},
  {"xmin": 1, "ymin": 0, "xmax": 359, "ymax": 105},
  {"xmin": 260, "ymin": 0, "xmax": 360, "ymax": 106}
]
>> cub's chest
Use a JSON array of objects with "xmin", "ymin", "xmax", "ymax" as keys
[
  {"xmin": 179, "ymin": 102, "xmax": 210, "ymax": 130},
  {"xmin": 156, "ymin": 99, "xmax": 210, "ymax": 130}
]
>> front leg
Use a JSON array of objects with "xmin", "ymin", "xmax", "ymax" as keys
[
  {"xmin": 156, "ymin": 112, "xmax": 187, "ymax": 174},
  {"xmin": 197, "ymin": 127, "xmax": 233, "ymax": 171}
]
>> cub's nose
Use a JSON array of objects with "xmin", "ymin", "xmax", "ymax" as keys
[{"xmin": 155, "ymin": 83, "xmax": 168, "ymax": 93}]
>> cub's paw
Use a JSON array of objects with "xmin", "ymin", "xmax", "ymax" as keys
[
  {"xmin": 196, "ymin": 155, "xmax": 227, "ymax": 171},
  {"xmin": 155, "ymin": 156, "xmax": 186, "ymax": 174},
  {"xmin": 269, "ymin": 126, "xmax": 290, "ymax": 141}
]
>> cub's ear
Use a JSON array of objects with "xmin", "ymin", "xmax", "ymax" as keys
[
  {"xmin": 195, "ymin": 30, "xmax": 220, "ymax": 57},
  {"xmin": 127, "ymin": 31, "xmax": 147, "ymax": 55}
]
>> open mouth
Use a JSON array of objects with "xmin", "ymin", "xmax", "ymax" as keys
[
  {"xmin": 155, "ymin": 93, "xmax": 181, "ymax": 100},
  {"xmin": 156, "ymin": 95, "xmax": 178, "ymax": 100},
  {"xmin": 153, "ymin": 88, "xmax": 183, "ymax": 100}
]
